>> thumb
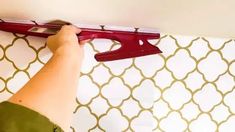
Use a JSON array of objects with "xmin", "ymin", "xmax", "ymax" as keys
[{"xmin": 80, "ymin": 39, "xmax": 91, "ymax": 45}]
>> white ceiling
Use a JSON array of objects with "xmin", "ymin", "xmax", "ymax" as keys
[{"xmin": 0, "ymin": 0, "xmax": 234, "ymax": 38}]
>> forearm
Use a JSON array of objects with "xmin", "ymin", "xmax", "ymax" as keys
[
  {"xmin": 9, "ymin": 45, "xmax": 82, "ymax": 130},
  {"xmin": 24, "ymin": 45, "xmax": 81, "ymax": 101}
]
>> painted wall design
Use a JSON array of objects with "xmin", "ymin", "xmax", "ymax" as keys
[{"xmin": 0, "ymin": 20, "xmax": 235, "ymax": 132}]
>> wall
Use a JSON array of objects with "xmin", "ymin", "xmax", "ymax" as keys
[
  {"xmin": 0, "ymin": 20, "xmax": 235, "ymax": 131},
  {"xmin": 0, "ymin": 0, "xmax": 235, "ymax": 38}
]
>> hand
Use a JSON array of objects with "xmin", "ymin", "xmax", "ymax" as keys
[{"xmin": 47, "ymin": 25, "xmax": 81, "ymax": 53}]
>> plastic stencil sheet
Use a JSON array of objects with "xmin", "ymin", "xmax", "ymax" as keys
[{"xmin": 0, "ymin": 21, "xmax": 235, "ymax": 132}]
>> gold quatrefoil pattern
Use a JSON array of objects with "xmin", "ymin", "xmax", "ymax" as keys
[{"xmin": 0, "ymin": 20, "xmax": 235, "ymax": 132}]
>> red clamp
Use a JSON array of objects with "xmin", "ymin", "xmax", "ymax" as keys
[{"xmin": 0, "ymin": 21, "xmax": 162, "ymax": 61}]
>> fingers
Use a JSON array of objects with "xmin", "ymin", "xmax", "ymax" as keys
[
  {"xmin": 59, "ymin": 25, "xmax": 90, "ymax": 46},
  {"xmin": 46, "ymin": 35, "xmax": 55, "ymax": 45},
  {"xmin": 46, "ymin": 24, "xmax": 87, "ymax": 54},
  {"xmin": 60, "ymin": 25, "xmax": 81, "ymax": 34}
]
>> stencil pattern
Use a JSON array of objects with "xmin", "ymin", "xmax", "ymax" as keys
[{"xmin": 0, "ymin": 21, "xmax": 235, "ymax": 132}]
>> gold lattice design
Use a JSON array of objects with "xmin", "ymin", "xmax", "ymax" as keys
[{"xmin": 0, "ymin": 21, "xmax": 235, "ymax": 132}]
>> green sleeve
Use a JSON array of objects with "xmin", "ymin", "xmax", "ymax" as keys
[{"xmin": 0, "ymin": 101, "xmax": 63, "ymax": 132}]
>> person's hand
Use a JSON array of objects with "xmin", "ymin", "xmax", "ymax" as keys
[
  {"xmin": 47, "ymin": 25, "xmax": 81, "ymax": 52},
  {"xmin": 46, "ymin": 25, "xmax": 88, "ymax": 60}
]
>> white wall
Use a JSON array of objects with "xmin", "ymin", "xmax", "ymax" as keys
[{"xmin": 0, "ymin": 0, "xmax": 235, "ymax": 38}]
